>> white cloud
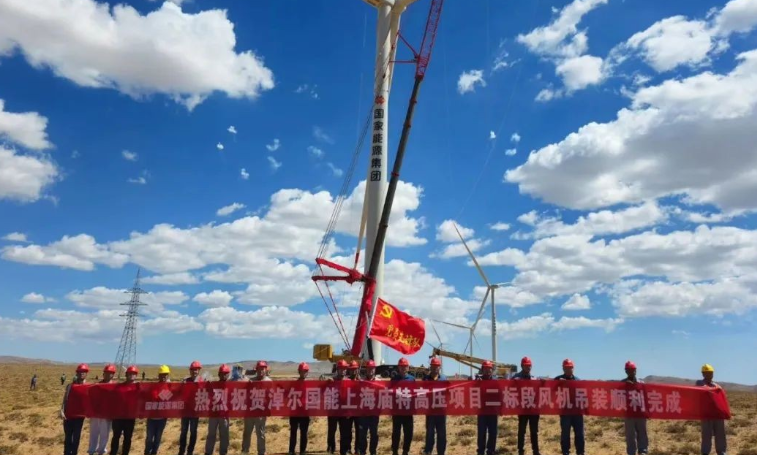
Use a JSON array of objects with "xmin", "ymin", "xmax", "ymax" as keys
[
  {"xmin": 432, "ymin": 239, "xmax": 491, "ymax": 259},
  {"xmin": 313, "ymin": 126, "xmax": 334, "ymax": 144},
  {"xmin": 265, "ymin": 138, "xmax": 280, "ymax": 152},
  {"xmin": 66, "ymin": 286, "xmax": 188, "ymax": 316},
  {"xmin": 327, "ymin": 163, "xmax": 343, "ymax": 177},
  {"xmin": 121, "ymin": 150, "xmax": 138, "ymax": 161},
  {"xmin": 216, "ymin": 143, "xmax": 224, "ymax": 151},
  {"xmin": 2, "ymin": 234, "xmax": 129, "ymax": 271},
  {"xmin": 561, "ymin": 293, "xmax": 591, "ymax": 310},
  {"xmin": 457, "ymin": 70, "xmax": 486, "ymax": 94},
  {"xmin": 511, "ymin": 133, "xmax": 521, "ymax": 143},
  {"xmin": 142, "ymin": 272, "xmax": 199, "ymax": 285},
  {"xmin": 555, "ymin": 55, "xmax": 606, "ymax": 90},
  {"xmin": 216, "ymin": 202, "xmax": 246, "ymax": 217},
  {"xmin": 240, "ymin": 168, "xmax": 249, "ymax": 180},
  {"xmin": 147, "ymin": 0, "xmax": 187, "ymax": 5},
  {"xmin": 267, "ymin": 156, "xmax": 282, "ymax": 171},
  {"xmin": 227, "ymin": 125, "xmax": 237, "ymax": 134},
  {"xmin": 0, "ymin": 99, "xmax": 52, "ymax": 150},
  {"xmin": 200, "ymin": 306, "xmax": 337, "ymax": 340},
  {"xmin": 517, "ymin": 0, "xmax": 608, "ymax": 58},
  {"xmin": 535, "ymin": 88, "xmax": 564, "ymax": 102},
  {"xmin": 506, "ymin": 50, "xmax": 757, "ymax": 213},
  {"xmin": 295, "ymin": 84, "xmax": 319, "ymax": 99},
  {"xmin": 71, "ymin": 150, "xmax": 80, "ymax": 159},
  {"xmin": 0, "ymin": 0, "xmax": 274, "ymax": 109},
  {"xmin": 308, "ymin": 146, "xmax": 324, "ymax": 158},
  {"xmin": 127, "ymin": 170, "xmax": 149, "ymax": 185},
  {"xmin": 684, "ymin": 211, "xmax": 734, "ymax": 224},
  {"xmin": 477, "ymin": 312, "xmax": 622, "ymax": 340},
  {"xmin": 517, "ymin": 211, "xmax": 539, "ymax": 226},
  {"xmin": 436, "ymin": 220, "xmax": 474, "ymax": 243},
  {"xmin": 489, "ymin": 222, "xmax": 511, "ymax": 232},
  {"xmin": 551, "ymin": 315, "xmax": 622, "ymax": 332},
  {"xmin": 714, "ymin": 0, "xmax": 757, "ymax": 35},
  {"xmin": 21, "ymin": 292, "xmax": 56, "ymax": 304},
  {"xmin": 489, "ymin": 131, "xmax": 496, "ymax": 140},
  {"xmin": 3, "ymin": 232, "xmax": 27, "ymax": 242},
  {"xmin": 505, "ymin": 148, "xmax": 517, "ymax": 156},
  {"xmin": 193, "ymin": 290, "xmax": 233, "ymax": 307}
]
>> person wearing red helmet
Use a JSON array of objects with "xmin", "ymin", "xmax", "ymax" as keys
[
  {"xmin": 621, "ymin": 361, "xmax": 648, "ymax": 455},
  {"xmin": 242, "ymin": 361, "xmax": 272, "ymax": 455},
  {"xmin": 423, "ymin": 357, "xmax": 447, "ymax": 455},
  {"xmin": 288, "ymin": 362, "xmax": 311, "ymax": 455},
  {"xmin": 326, "ymin": 359, "xmax": 349, "ymax": 455},
  {"xmin": 179, "ymin": 361, "xmax": 204, "ymax": 455},
  {"xmin": 346, "ymin": 360, "xmax": 361, "ymax": 453},
  {"xmin": 555, "ymin": 359, "xmax": 583, "ymax": 455},
  {"xmin": 61, "ymin": 363, "xmax": 88, "ymax": 455},
  {"xmin": 87, "ymin": 364, "xmax": 116, "ymax": 455},
  {"xmin": 205, "ymin": 365, "xmax": 232, "ymax": 455},
  {"xmin": 390, "ymin": 357, "xmax": 416, "ymax": 455},
  {"xmin": 476, "ymin": 360, "xmax": 498, "ymax": 455},
  {"xmin": 356, "ymin": 359, "xmax": 379, "ymax": 455},
  {"xmin": 511, "ymin": 357, "xmax": 540, "ymax": 455},
  {"xmin": 110, "ymin": 366, "xmax": 139, "ymax": 455}
]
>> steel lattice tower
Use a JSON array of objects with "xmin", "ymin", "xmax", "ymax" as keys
[{"xmin": 114, "ymin": 269, "xmax": 146, "ymax": 378}]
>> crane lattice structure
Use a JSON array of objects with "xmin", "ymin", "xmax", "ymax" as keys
[{"xmin": 114, "ymin": 269, "xmax": 146, "ymax": 378}]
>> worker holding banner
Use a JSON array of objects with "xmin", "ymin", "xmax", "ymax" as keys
[
  {"xmin": 622, "ymin": 361, "xmax": 648, "ymax": 455},
  {"xmin": 391, "ymin": 358, "xmax": 416, "ymax": 455},
  {"xmin": 512, "ymin": 357, "xmax": 540, "ymax": 455},
  {"xmin": 61, "ymin": 363, "xmax": 88, "ymax": 455},
  {"xmin": 555, "ymin": 359, "xmax": 584, "ymax": 455},
  {"xmin": 357, "ymin": 360, "xmax": 380, "ymax": 455},
  {"xmin": 179, "ymin": 361, "xmax": 204, "ymax": 455},
  {"xmin": 242, "ymin": 361, "xmax": 273, "ymax": 455},
  {"xmin": 88, "ymin": 364, "xmax": 115, "ymax": 455},
  {"xmin": 288, "ymin": 362, "xmax": 311, "ymax": 455},
  {"xmin": 110, "ymin": 366, "xmax": 139, "ymax": 455},
  {"xmin": 143, "ymin": 365, "xmax": 170, "ymax": 455},
  {"xmin": 205, "ymin": 364, "xmax": 232, "ymax": 455},
  {"xmin": 476, "ymin": 361, "xmax": 498, "ymax": 455},
  {"xmin": 423, "ymin": 357, "xmax": 447, "ymax": 455},
  {"xmin": 698, "ymin": 364, "xmax": 727, "ymax": 455},
  {"xmin": 327, "ymin": 360, "xmax": 349, "ymax": 454},
  {"xmin": 348, "ymin": 360, "xmax": 361, "ymax": 454}
]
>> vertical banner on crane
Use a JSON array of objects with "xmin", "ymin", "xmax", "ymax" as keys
[{"xmin": 369, "ymin": 298, "xmax": 425, "ymax": 355}]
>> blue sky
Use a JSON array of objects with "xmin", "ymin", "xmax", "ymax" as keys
[{"xmin": 1, "ymin": 0, "xmax": 757, "ymax": 383}]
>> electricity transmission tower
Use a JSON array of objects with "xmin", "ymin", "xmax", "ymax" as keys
[{"xmin": 114, "ymin": 269, "xmax": 146, "ymax": 378}]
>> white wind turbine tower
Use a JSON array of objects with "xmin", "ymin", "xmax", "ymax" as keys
[
  {"xmin": 433, "ymin": 319, "xmax": 478, "ymax": 378},
  {"xmin": 454, "ymin": 223, "xmax": 509, "ymax": 364}
]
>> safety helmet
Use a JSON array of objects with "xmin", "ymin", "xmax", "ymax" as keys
[
  {"xmin": 481, "ymin": 360, "xmax": 494, "ymax": 369},
  {"xmin": 126, "ymin": 365, "xmax": 139, "ymax": 375},
  {"xmin": 563, "ymin": 359, "xmax": 575, "ymax": 368},
  {"xmin": 398, "ymin": 358, "xmax": 410, "ymax": 367},
  {"xmin": 298, "ymin": 362, "xmax": 310, "ymax": 372},
  {"xmin": 430, "ymin": 357, "xmax": 442, "ymax": 367},
  {"xmin": 348, "ymin": 360, "xmax": 359, "ymax": 370},
  {"xmin": 336, "ymin": 360, "xmax": 348, "ymax": 370},
  {"xmin": 219, "ymin": 364, "xmax": 231, "ymax": 374},
  {"xmin": 521, "ymin": 357, "xmax": 533, "ymax": 367},
  {"xmin": 702, "ymin": 364, "xmax": 715, "ymax": 373},
  {"xmin": 103, "ymin": 364, "xmax": 117, "ymax": 374},
  {"xmin": 364, "ymin": 360, "xmax": 376, "ymax": 368},
  {"xmin": 256, "ymin": 361, "xmax": 268, "ymax": 369},
  {"xmin": 189, "ymin": 360, "xmax": 202, "ymax": 370},
  {"xmin": 625, "ymin": 361, "xmax": 637, "ymax": 370},
  {"xmin": 76, "ymin": 363, "xmax": 90, "ymax": 373},
  {"xmin": 158, "ymin": 365, "xmax": 171, "ymax": 375}
]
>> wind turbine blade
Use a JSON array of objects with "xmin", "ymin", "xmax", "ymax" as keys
[
  {"xmin": 433, "ymin": 319, "xmax": 471, "ymax": 331},
  {"xmin": 454, "ymin": 223, "xmax": 491, "ymax": 287},
  {"xmin": 431, "ymin": 322, "xmax": 442, "ymax": 345},
  {"xmin": 470, "ymin": 287, "xmax": 490, "ymax": 333}
]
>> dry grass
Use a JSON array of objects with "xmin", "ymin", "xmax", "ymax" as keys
[{"xmin": 1, "ymin": 364, "xmax": 756, "ymax": 455}]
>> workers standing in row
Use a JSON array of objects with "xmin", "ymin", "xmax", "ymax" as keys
[
  {"xmin": 110, "ymin": 365, "xmax": 139, "ymax": 455},
  {"xmin": 288, "ymin": 362, "xmax": 311, "ymax": 455},
  {"xmin": 205, "ymin": 364, "xmax": 232, "ymax": 455},
  {"xmin": 61, "ymin": 363, "xmax": 88, "ymax": 455},
  {"xmin": 423, "ymin": 357, "xmax": 447, "ymax": 455},
  {"xmin": 698, "ymin": 364, "xmax": 727, "ymax": 455},
  {"xmin": 390, "ymin": 358, "xmax": 416, "ymax": 455},
  {"xmin": 357, "ymin": 360, "xmax": 379, "ymax": 455},
  {"xmin": 476, "ymin": 360, "xmax": 498, "ymax": 455},
  {"xmin": 144, "ymin": 365, "xmax": 171, "ymax": 455},
  {"xmin": 88, "ymin": 364, "xmax": 115, "ymax": 455},
  {"xmin": 622, "ymin": 361, "xmax": 647, "ymax": 455},
  {"xmin": 242, "ymin": 361, "xmax": 272, "ymax": 455},
  {"xmin": 179, "ymin": 361, "xmax": 204, "ymax": 455},
  {"xmin": 512, "ymin": 357, "xmax": 540, "ymax": 455}
]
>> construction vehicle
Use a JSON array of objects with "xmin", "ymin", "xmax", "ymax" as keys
[
  {"xmin": 313, "ymin": 344, "xmax": 429, "ymax": 379},
  {"xmin": 431, "ymin": 347, "xmax": 517, "ymax": 378}
]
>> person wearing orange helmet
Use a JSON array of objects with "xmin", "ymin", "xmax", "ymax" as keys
[
  {"xmin": 621, "ymin": 361, "xmax": 648, "ymax": 455},
  {"xmin": 423, "ymin": 357, "xmax": 447, "ymax": 455},
  {"xmin": 326, "ymin": 359, "xmax": 349, "ymax": 454},
  {"xmin": 555, "ymin": 359, "xmax": 583, "ymax": 455},
  {"xmin": 390, "ymin": 357, "xmax": 416, "ymax": 455},
  {"xmin": 288, "ymin": 362, "xmax": 311, "ymax": 455},
  {"xmin": 512, "ymin": 357, "xmax": 540, "ymax": 455},
  {"xmin": 61, "ymin": 363, "xmax": 89, "ymax": 455},
  {"xmin": 476, "ymin": 360, "xmax": 498, "ymax": 455},
  {"xmin": 87, "ymin": 364, "xmax": 116, "ymax": 455},
  {"xmin": 110, "ymin": 365, "xmax": 139, "ymax": 455},
  {"xmin": 205, "ymin": 364, "xmax": 232, "ymax": 455},
  {"xmin": 356, "ymin": 360, "xmax": 379, "ymax": 455},
  {"xmin": 242, "ymin": 361, "xmax": 272, "ymax": 455},
  {"xmin": 179, "ymin": 360, "xmax": 204, "ymax": 455},
  {"xmin": 697, "ymin": 364, "xmax": 726, "ymax": 455}
]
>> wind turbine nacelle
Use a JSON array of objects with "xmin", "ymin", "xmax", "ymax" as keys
[{"xmin": 359, "ymin": 0, "xmax": 419, "ymax": 8}]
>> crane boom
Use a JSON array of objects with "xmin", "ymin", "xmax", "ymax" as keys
[{"xmin": 431, "ymin": 347, "xmax": 517, "ymax": 377}]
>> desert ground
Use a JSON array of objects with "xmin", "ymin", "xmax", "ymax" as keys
[{"xmin": 1, "ymin": 364, "xmax": 756, "ymax": 455}]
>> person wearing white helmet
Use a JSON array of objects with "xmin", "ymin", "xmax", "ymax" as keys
[
  {"xmin": 242, "ymin": 361, "xmax": 272, "ymax": 455},
  {"xmin": 110, "ymin": 365, "xmax": 139, "ymax": 455},
  {"xmin": 61, "ymin": 363, "xmax": 89, "ymax": 455},
  {"xmin": 697, "ymin": 364, "xmax": 726, "ymax": 455},
  {"xmin": 205, "ymin": 365, "xmax": 232, "ymax": 455},
  {"xmin": 144, "ymin": 365, "xmax": 171, "ymax": 455},
  {"xmin": 88, "ymin": 364, "xmax": 115, "ymax": 455},
  {"xmin": 288, "ymin": 362, "xmax": 311, "ymax": 455}
]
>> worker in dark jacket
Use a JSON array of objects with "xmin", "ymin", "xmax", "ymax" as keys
[
  {"xmin": 327, "ymin": 360, "xmax": 349, "ymax": 455},
  {"xmin": 179, "ymin": 361, "xmax": 204, "ymax": 455},
  {"xmin": 110, "ymin": 365, "xmax": 139, "ymax": 455},
  {"xmin": 391, "ymin": 358, "xmax": 416, "ymax": 455},
  {"xmin": 555, "ymin": 359, "xmax": 583, "ymax": 455},
  {"xmin": 61, "ymin": 364, "xmax": 88, "ymax": 455},
  {"xmin": 348, "ymin": 361, "xmax": 361, "ymax": 454},
  {"xmin": 698, "ymin": 364, "xmax": 726, "ymax": 455},
  {"xmin": 476, "ymin": 361, "xmax": 498, "ymax": 455},
  {"xmin": 288, "ymin": 362, "xmax": 311, "ymax": 455},
  {"xmin": 357, "ymin": 360, "xmax": 380, "ymax": 455},
  {"xmin": 423, "ymin": 357, "xmax": 447, "ymax": 455},
  {"xmin": 512, "ymin": 357, "xmax": 540, "ymax": 455},
  {"xmin": 622, "ymin": 361, "xmax": 648, "ymax": 455}
]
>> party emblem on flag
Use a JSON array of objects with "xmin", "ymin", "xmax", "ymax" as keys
[{"xmin": 370, "ymin": 298, "xmax": 425, "ymax": 355}]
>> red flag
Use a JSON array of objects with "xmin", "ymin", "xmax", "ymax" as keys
[{"xmin": 369, "ymin": 298, "xmax": 425, "ymax": 355}]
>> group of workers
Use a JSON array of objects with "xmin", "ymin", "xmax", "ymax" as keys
[{"xmin": 59, "ymin": 357, "xmax": 728, "ymax": 455}]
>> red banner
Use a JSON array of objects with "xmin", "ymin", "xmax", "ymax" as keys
[
  {"xmin": 64, "ymin": 380, "xmax": 730, "ymax": 421},
  {"xmin": 369, "ymin": 298, "xmax": 426, "ymax": 355}
]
